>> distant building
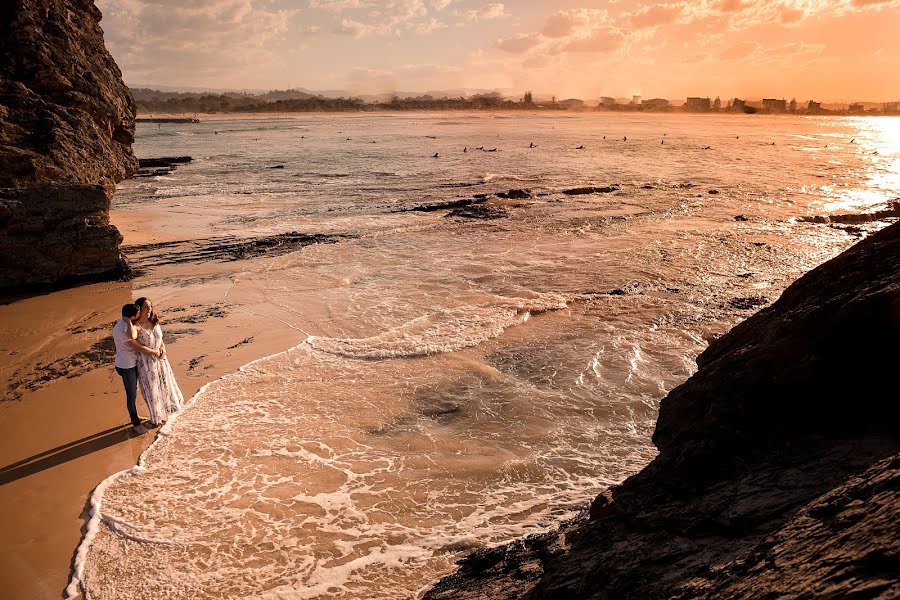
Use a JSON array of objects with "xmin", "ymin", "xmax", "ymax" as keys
[
  {"xmin": 713, "ymin": 96, "xmax": 721, "ymax": 111},
  {"xmin": 762, "ymin": 98, "xmax": 787, "ymax": 112},
  {"xmin": 631, "ymin": 95, "xmax": 642, "ymax": 105},
  {"xmin": 641, "ymin": 98, "xmax": 670, "ymax": 110},
  {"xmin": 599, "ymin": 96, "xmax": 617, "ymax": 108},
  {"xmin": 789, "ymin": 98, "xmax": 798, "ymax": 112},
  {"xmin": 849, "ymin": 102, "xmax": 865, "ymax": 113},
  {"xmin": 731, "ymin": 98, "xmax": 747, "ymax": 112},
  {"xmin": 685, "ymin": 97, "xmax": 711, "ymax": 112},
  {"xmin": 884, "ymin": 101, "xmax": 899, "ymax": 114},
  {"xmin": 807, "ymin": 100, "xmax": 822, "ymax": 114}
]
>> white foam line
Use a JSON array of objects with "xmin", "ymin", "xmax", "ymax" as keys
[{"xmin": 64, "ymin": 333, "xmax": 313, "ymax": 600}]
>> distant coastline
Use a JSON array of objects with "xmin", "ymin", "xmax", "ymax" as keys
[
  {"xmin": 135, "ymin": 117, "xmax": 200, "ymax": 123},
  {"xmin": 131, "ymin": 88, "xmax": 900, "ymax": 117}
]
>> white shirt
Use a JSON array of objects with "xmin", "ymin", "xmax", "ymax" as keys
[{"xmin": 113, "ymin": 319, "xmax": 138, "ymax": 369}]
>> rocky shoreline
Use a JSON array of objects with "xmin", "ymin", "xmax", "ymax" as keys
[
  {"xmin": 424, "ymin": 221, "xmax": 900, "ymax": 599},
  {"xmin": 0, "ymin": 0, "xmax": 137, "ymax": 293}
]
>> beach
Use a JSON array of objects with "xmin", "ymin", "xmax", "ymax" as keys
[
  {"xmin": 0, "ymin": 227, "xmax": 305, "ymax": 598},
  {"xmin": 1, "ymin": 112, "xmax": 897, "ymax": 599}
]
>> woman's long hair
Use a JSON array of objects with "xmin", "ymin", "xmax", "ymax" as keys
[{"xmin": 134, "ymin": 297, "xmax": 160, "ymax": 325}]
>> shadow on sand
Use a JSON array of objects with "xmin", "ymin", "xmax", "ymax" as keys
[{"xmin": 0, "ymin": 424, "xmax": 142, "ymax": 486}]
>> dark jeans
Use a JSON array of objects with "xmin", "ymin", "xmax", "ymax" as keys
[{"xmin": 116, "ymin": 366, "xmax": 141, "ymax": 426}]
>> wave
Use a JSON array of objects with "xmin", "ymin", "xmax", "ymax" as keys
[
  {"xmin": 482, "ymin": 173, "xmax": 542, "ymax": 184},
  {"xmin": 62, "ymin": 330, "xmax": 312, "ymax": 600},
  {"xmin": 307, "ymin": 293, "xmax": 569, "ymax": 359}
]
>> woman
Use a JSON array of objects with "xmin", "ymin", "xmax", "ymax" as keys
[{"xmin": 134, "ymin": 297, "xmax": 184, "ymax": 426}]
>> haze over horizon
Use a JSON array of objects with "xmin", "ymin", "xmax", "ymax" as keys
[{"xmin": 98, "ymin": 0, "xmax": 900, "ymax": 102}]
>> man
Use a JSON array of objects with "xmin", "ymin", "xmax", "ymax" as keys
[{"xmin": 112, "ymin": 303, "xmax": 161, "ymax": 434}]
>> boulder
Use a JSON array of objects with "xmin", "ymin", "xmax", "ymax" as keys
[
  {"xmin": 424, "ymin": 221, "xmax": 900, "ymax": 599},
  {"xmin": 0, "ymin": 0, "xmax": 137, "ymax": 292}
]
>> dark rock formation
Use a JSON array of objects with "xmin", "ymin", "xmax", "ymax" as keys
[
  {"xmin": 131, "ymin": 156, "xmax": 192, "ymax": 179},
  {"xmin": 0, "ymin": 184, "xmax": 123, "ymax": 289},
  {"xmin": 800, "ymin": 199, "xmax": 900, "ymax": 225},
  {"xmin": 0, "ymin": 0, "xmax": 137, "ymax": 291},
  {"xmin": 445, "ymin": 204, "xmax": 508, "ymax": 220},
  {"xmin": 496, "ymin": 189, "xmax": 532, "ymax": 199},
  {"xmin": 122, "ymin": 231, "xmax": 351, "ymax": 270},
  {"xmin": 136, "ymin": 156, "xmax": 191, "ymax": 169},
  {"xmin": 425, "ymin": 221, "xmax": 900, "ymax": 599},
  {"xmin": 404, "ymin": 198, "xmax": 486, "ymax": 214},
  {"xmin": 561, "ymin": 185, "xmax": 619, "ymax": 195}
]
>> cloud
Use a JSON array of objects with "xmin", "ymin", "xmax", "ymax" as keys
[
  {"xmin": 333, "ymin": 17, "xmax": 372, "ymax": 36},
  {"xmin": 323, "ymin": 0, "xmax": 447, "ymax": 36},
  {"xmin": 779, "ymin": 6, "xmax": 805, "ymax": 22},
  {"xmin": 429, "ymin": 0, "xmax": 453, "ymax": 9},
  {"xmin": 541, "ymin": 8, "xmax": 609, "ymax": 38},
  {"xmin": 494, "ymin": 8, "xmax": 624, "ymax": 56},
  {"xmin": 457, "ymin": 3, "xmax": 508, "ymax": 23},
  {"xmin": 627, "ymin": 4, "xmax": 684, "ymax": 28},
  {"xmin": 716, "ymin": 0, "xmax": 748, "ymax": 11},
  {"xmin": 721, "ymin": 40, "xmax": 757, "ymax": 59},
  {"xmin": 495, "ymin": 32, "xmax": 542, "ymax": 53},
  {"xmin": 561, "ymin": 27, "xmax": 625, "ymax": 52},
  {"xmin": 680, "ymin": 0, "xmax": 900, "ymax": 30},
  {"xmin": 413, "ymin": 18, "xmax": 447, "ymax": 33},
  {"xmin": 97, "ymin": 0, "xmax": 294, "ymax": 83},
  {"xmin": 308, "ymin": 0, "xmax": 373, "ymax": 12}
]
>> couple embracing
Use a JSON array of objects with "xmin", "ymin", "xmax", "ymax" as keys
[{"xmin": 112, "ymin": 297, "xmax": 184, "ymax": 434}]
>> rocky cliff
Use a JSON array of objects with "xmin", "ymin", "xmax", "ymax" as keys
[
  {"xmin": 0, "ymin": 0, "xmax": 136, "ymax": 291},
  {"xmin": 425, "ymin": 220, "xmax": 900, "ymax": 599}
]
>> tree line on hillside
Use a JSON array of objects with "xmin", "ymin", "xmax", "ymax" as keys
[{"xmin": 130, "ymin": 88, "xmax": 583, "ymax": 114}]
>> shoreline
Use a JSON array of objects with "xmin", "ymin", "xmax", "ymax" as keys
[
  {"xmin": 133, "ymin": 110, "xmax": 870, "ymax": 121},
  {"xmin": 0, "ymin": 216, "xmax": 306, "ymax": 598}
]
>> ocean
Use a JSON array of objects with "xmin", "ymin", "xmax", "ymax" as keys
[{"xmin": 69, "ymin": 112, "xmax": 899, "ymax": 598}]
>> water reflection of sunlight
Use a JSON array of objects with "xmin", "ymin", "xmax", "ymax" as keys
[{"xmin": 821, "ymin": 117, "xmax": 900, "ymax": 212}]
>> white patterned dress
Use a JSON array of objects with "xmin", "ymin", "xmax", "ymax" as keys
[{"xmin": 136, "ymin": 323, "xmax": 184, "ymax": 425}]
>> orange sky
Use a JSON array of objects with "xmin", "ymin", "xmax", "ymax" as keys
[{"xmin": 96, "ymin": 0, "xmax": 900, "ymax": 101}]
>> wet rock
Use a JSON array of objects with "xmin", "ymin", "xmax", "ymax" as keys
[
  {"xmin": 734, "ymin": 214, "xmax": 749, "ymax": 221},
  {"xmin": 727, "ymin": 295, "xmax": 769, "ymax": 310},
  {"xmin": 445, "ymin": 204, "xmax": 508, "ymax": 220},
  {"xmin": 562, "ymin": 185, "xmax": 620, "ymax": 195},
  {"xmin": 495, "ymin": 189, "xmax": 532, "ymax": 199},
  {"xmin": 137, "ymin": 156, "xmax": 192, "ymax": 168},
  {"xmin": 800, "ymin": 200, "xmax": 900, "ymax": 226},
  {"xmin": 424, "ymin": 222, "xmax": 900, "ymax": 600},
  {"xmin": 608, "ymin": 289, "xmax": 626, "ymax": 295},
  {"xmin": 708, "ymin": 189, "xmax": 720, "ymax": 195},
  {"xmin": 269, "ymin": 165, "xmax": 285, "ymax": 169},
  {"xmin": 122, "ymin": 232, "xmax": 351, "ymax": 270},
  {"xmin": 1, "ymin": 0, "xmax": 137, "ymax": 291},
  {"xmin": 406, "ymin": 198, "xmax": 484, "ymax": 213},
  {"xmin": 226, "ymin": 337, "xmax": 254, "ymax": 349},
  {"xmin": 131, "ymin": 168, "xmax": 173, "ymax": 178}
]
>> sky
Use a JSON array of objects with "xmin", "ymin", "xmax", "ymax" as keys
[{"xmin": 95, "ymin": 0, "xmax": 900, "ymax": 101}]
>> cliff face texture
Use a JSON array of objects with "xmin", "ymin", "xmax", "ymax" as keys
[
  {"xmin": 0, "ymin": 0, "xmax": 137, "ymax": 291},
  {"xmin": 426, "ymin": 220, "xmax": 900, "ymax": 599}
]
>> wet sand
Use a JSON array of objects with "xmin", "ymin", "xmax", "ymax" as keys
[{"xmin": 0, "ymin": 222, "xmax": 304, "ymax": 598}]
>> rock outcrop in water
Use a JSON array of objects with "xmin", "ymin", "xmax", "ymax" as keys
[
  {"xmin": 0, "ymin": 0, "xmax": 137, "ymax": 292},
  {"xmin": 425, "ymin": 221, "xmax": 900, "ymax": 599}
]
